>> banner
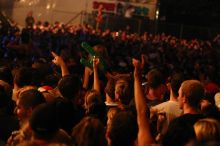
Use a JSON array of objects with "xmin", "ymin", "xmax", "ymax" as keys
[{"xmin": 88, "ymin": 0, "xmax": 158, "ymax": 20}]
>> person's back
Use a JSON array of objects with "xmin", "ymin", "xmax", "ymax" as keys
[
  {"xmin": 115, "ymin": 78, "xmax": 133, "ymax": 109},
  {"xmin": 54, "ymin": 97, "xmax": 82, "ymax": 134},
  {"xmin": 152, "ymin": 73, "xmax": 184, "ymax": 135},
  {"xmin": 84, "ymin": 90, "xmax": 107, "ymax": 125},
  {"xmin": 72, "ymin": 116, "xmax": 107, "ymax": 146},
  {"xmin": 56, "ymin": 75, "xmax": 84, "ymax": 134},
  {"xmin": 153, "ymin": 100, "xmax": 182, "ymax": 124},
  {"xmin": 107, "ymin": 110, "xmax": 138, "ymax": 146}
]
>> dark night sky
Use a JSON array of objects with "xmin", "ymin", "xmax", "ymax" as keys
[{"xmin": 160, "ymin": 0, "xmax": 220, "ymax": 26}]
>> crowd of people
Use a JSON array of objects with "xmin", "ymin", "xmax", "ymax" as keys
[{"xmin": 0, "ymin": 18, "xmax": 219, "ymax": 146}]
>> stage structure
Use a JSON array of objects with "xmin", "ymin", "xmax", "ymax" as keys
[{"xmin": 0, "ymin": 0, "xmax": 157, "ymax": 28}]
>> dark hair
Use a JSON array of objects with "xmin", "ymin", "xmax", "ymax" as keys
[
  {"xmin": 32, "ymin": 60, "xmax": 54, "ymax": 86},
  {"xmin": 105, "ymin": 78, "xmax": 115, "ymax": 100},
  {"xmin": 203, "ymin": 92, "xmax": 216, "ymax": 106},
  {"xmin": 29, "ymin": 103, "xmax": 59, "ymax": 140},
  {"xmin": 58, "ymin": 75, "xmax": 82, "ymax": 100},
  {"xmin": 32, "ymin": 59, "xmax": 53, "ymax": 78},
  {"xmin": 14, "ymin": 67, "xmax": 32, "ymax": 87},
  {"xmin": 147, "ymin": 69, "xmax": 165, "ymax": 89},
  {"xmin": 170, "ymin": 72, "xmax": 184, "ymax": 97},
  {"xmin": 0, "ymin": 85, "xmax": 9, "ymax": 108},
  {"xmin": 0, "ymin": 66, "xmax": 13, "ymax": 85},
  {"xmin": 19, "ymin": 89, "xmax": 46, "ymax": 109},
  {"xmin": 42, "ymin": 74, "xmax": 59, "ymax": 88},
  {"xmin": 0, "ymin": 85, "xmax": 14, "ymax": 114},
  {"xmin": 109, "ymin": 111, "xmax": 138, "ymax": 146},
  {"xmin": 202, "ymin": 105, "xmax": 220, "ymax": 121}
]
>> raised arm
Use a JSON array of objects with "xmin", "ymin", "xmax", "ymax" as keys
[
  {"xmin": 82, "ymin": 66, "xmax": 91, "ymax": 90},
  {"xmin": 93, "ymin": 57, "xmax": 100, "ymax": 93},
  {"xmin": 133, "ymin": 58, "xmax": 154, "ymax": 146},
  {"xmin": 51, "ymin": 51, "xmax": 70, "ymax": 76}
]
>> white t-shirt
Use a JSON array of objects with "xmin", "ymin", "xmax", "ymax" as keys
[{"xmin": 152, "ymin": 100, "xmax": 183, "ymax": 134}]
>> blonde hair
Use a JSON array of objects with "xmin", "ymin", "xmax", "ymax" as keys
[
  {"xmin": 194, "ymin": 118, "xmax": 220, "ymax": 142},
  {"xmin": 107, "ymin": 107, "xmax": 121, "ymax": 129}
]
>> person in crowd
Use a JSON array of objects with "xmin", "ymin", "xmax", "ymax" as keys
[
  {"xmin": 6, "ymin": 89, "xmax": 46, "ymax": 146},
  {"xmin": 194, "ymin": 118, "xmax": 220, "ymax": 143},
  {"xmin": 114, "ymin": 78, "xmax": 133, "ymax": 109},
  {"xmin": 145, "ymin": 68, "xmax": 166, "ymax": 107},
  {"xmin": 27, "ymin": 103, "xmax": 72, "ymax": 145},
  {"xmin": 163, "ymin": 80, "xmax": 205, "ymax": 146},
  {"xmin": 84, "ymin": 89, "xmax": 106, "ymax": 125},
  {"xmin": 92, "ymin": 54, "xmax": 132, "ymax": 112},
  {"xmin": 106, "ymin": 110, "xmax": 138, "ymax": 146},
  {"xmin": 14, "ymin": 89, "xmax": 46, "ymax": 127},
  {"xmin": 31, "ymin": 58, "xmax": 55, "ymax": 87},
  {"xmin": 10, "ymin": 102, "xmax": 73, "ymax": 146},
  {"xmin": 214, "ymin": 92, "xmax": 220, "ymax": 109},
  {"xmin": 49, "ymin": 52, "xmax": 84, "ymax": 135},
  {"xmin": 106, "ymin": 107, "xmax": 121, "ymax": 132},
  {"xmin": 0, "ymin": 85, "xmax": 19, "ymax": 144},
  {"xmin": 25, "ymin": 11, "xmax": 35, "ymax": 28},
  {"xmin": 200, "ymin": 92, "xmax": 220, "ymax": 121},
  {"xmin": 12, "ymin": 67, "xmax": 33, "ymax": 102},
  {"xmin": 72, "ymin": 116, "xmax": 107, "ymax": 146},
  {"xmin": 151, "ymin": 72, "xmax": 184, "ymax": 140},
  {"xmin": 52, "ymin": 74, "xmax": 84, "ymax": 134},
  {"xmin": 82, "ymin": 44, "xmax": 112, "ymax": 92},
  {"xmin": 132, "ymin": 58, "xmax": 154, "ymax": 146},
  {"xmin": 1, "ymin": 17, "xmax": 220, "ymax": 146},
  {"xmin": 104, "ymin": 73, "xmax": 132, "ymax": 108},
  {"xmin": 0, "ymin": 66, "xmax": 13, "ymax": 92},
  {"xmin": 104, "ymin": 78, "xmax": 117, "ymax": 107}
]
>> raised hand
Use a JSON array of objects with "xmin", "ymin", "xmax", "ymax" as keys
[
  {"xmin": 132, "ymin": 58, "xmax": 142, "ymax": 78},
  {"xmin": 51, "ymin": 51, "xmax": 69, "ymax": 76},
  {"xmin": 133, "ymin": 57, "xmax": 154, "ymax": 146},
  {"xmin": 51, "ymin": 51, "xmax": 65, "ymax": 67},
  {"xmin": 93, "ymin": 56, "xmax": 100, "ymax": 92},
  {"xmin": 93, "ymin": 56, "xmax": 100, "ymax": 70}
]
